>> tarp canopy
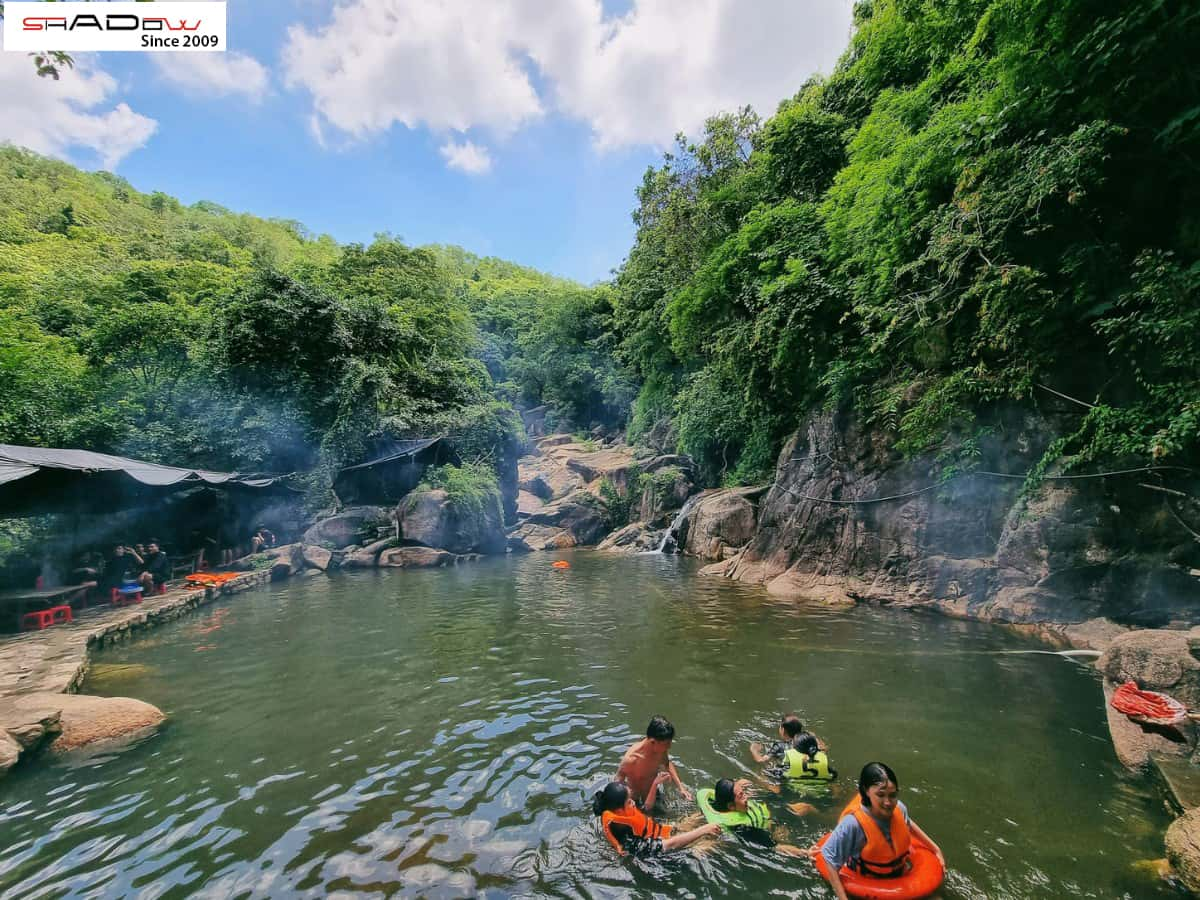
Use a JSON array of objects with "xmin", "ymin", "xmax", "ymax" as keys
[
  {"xmin": 0, "ymin": 444, "xmax": 296, "ymax": 517},
  {"xmin": 334, "ymin": 437, "xmax": 459, "ymax": 505}
]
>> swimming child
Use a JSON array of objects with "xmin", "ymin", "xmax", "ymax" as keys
[
  {"xmin": 616, "ymin": 715, "xmax": 693, "ymax": 805},
  {"xmin": 749, "ymin": 713, "xmax": 827, "ymax": 767},
  {"xmin": 593, "ymin": 780, "xmax": 719, "ymax": 857},
  {"xmin": 814, "ymin": 762, "xmax": 945, "ymax": 900},
  {"xmin": 697, "ymin": 778, "xmax": 807, "ymax": 857}
]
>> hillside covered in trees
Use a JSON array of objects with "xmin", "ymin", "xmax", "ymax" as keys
[
  {"xmin": 612, "ymin": 0, "xmax": 1199, "ymax": 487},
  {"xmin": 0, "ymin": 148, "xmax": 622, "ymax": 500},
  {"xmin": 3, "ymin": 0, "xmax": 1197, "ymax": 512}
]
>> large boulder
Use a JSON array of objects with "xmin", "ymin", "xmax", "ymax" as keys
[
  {"xmin": 399, "ymin": 490, "xmax": 506, "ymax": 555},
  {"xmin": 507, "ymin": 490, "xmax": 610, "ymax": 551},
  {"xmin": 379, "ymin": 546, "xmax": 458, "ymax": 568},
  {"xmin": 1166, "ymin": 808, "xmax": 1200, "ymax": 894},
  {"xmin": 562, "ymin": 446, "xmax": 641, "ymax": 492},
  {"xmin": 1, "ymin": 694, "xmax": 164, "ymax": 760},
  {"xmin": 1098, "ymin": 628, "xmax": 1200, "ymax": 711},
  {"xmin": 302, "ymin": 506, "xmax": 393, "ymax": 549},
  {"xmin": 302, "ymin": 545, "xmax": 333, "ymax": 571},
  {"xmin": 597, "ymin": 522, "xmax": 665, "ymax": 553},
  {"xmin": 677, "ymin": 487, "xmax": 763, "ymax": 559},
  {"xmin": 52, "ymin": 694, "xmax": 165, "ymax": 752},
  {"xmin": 1100, "ymin": 678, "xmax": 1192, "ymax": 770},
  {"xmin": 342, "ymin": 537, "xmax": 400, "ymax": 568},
  {"xmin": 517, "ymin": 456, "xmax": 582, "ymax": 502}
]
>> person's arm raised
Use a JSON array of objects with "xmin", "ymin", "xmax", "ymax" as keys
[
  {"xmin": 749, "ymin": 741, "xmax": 771, "ymax": 764},
  {"xmin": 644, "ymin": 771, "xmax": 671, "ymax": 809}
]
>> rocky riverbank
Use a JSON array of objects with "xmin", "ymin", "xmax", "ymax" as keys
[
  {"xmin": 0, "ymin": 569, "xmax": 276, "ymax": 778},
  {"xmin": 691, "ymin": 409, "xmax": 1198, "ymax": 625}
]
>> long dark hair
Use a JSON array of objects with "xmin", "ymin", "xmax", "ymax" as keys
[
  {"xmin": 794, "ymin": 732, "xmax": 820, "ymax": 758},
  {"xmin": 858, "ymin": 762, "xmax": 898, "ymax": 805},
  {"xmin": 592, "ymin": 782, "xmax": 629, "ymax": 816},
  {"xmin": 713, "ymin": 778, "xmax": 736, "ymax": 812}
]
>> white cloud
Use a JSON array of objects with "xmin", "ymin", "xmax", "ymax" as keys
[
  {"xmin": 281, "ymin": 1, "xmax": 543, "ymax": 139},
  {"xmin": 0, "ymin": 51, "xmax": 157, "ymax": 169},
  {"xmin": 150, "ymin": 51, "xmax": 270, "ymax": 102},
  {"xmin": 543, "ymin": 0, "xmax": 854, "ymax": 150},
  {"xmin": 439, "ymin": 139, "xmax": 492, "ymax": 175},
  {"xmin": 282, "ymin": 0, "xmax": 853, "ymax": 166}
]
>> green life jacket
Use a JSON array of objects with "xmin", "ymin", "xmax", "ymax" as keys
[
  {"xmin": 696, "ymin": 788, "xmax": 771, "ymax": 830},
  {"xmin": 784, "ymin": 748, "xmax": 835, "ymax": 781}
]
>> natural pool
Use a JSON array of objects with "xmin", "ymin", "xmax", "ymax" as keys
[{"xmin": 0, "ymin": 553, "xmax": 1179, "ymax": 898}]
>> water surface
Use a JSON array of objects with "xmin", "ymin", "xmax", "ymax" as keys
[{"xmin": 0, "ymin": 553, "xmax": 1177, "ymax": 898}]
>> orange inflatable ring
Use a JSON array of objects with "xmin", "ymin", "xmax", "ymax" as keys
[
  {"xmin": 551, "ymin": 560, "xmax": 571, "ymax": 569},
  {"xmin": 813, "ymin": 832, "xmax": 943, "ymax": 900}
]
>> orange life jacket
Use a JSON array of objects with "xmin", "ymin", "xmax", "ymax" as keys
[
  {"xmin": 840, "ymin": 794, "xmax": 911, "ymax": 877},
  {"xmin": 601, "ymin": 806, "xmax": 673, "ymax": 855}
]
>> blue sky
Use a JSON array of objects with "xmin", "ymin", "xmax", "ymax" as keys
[{"xmin": 1, "ymin": 0, "xmax": 853, "ymax": 283}]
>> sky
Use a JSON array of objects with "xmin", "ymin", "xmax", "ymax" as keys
[{"xmin": 1, "ymin": 0, "xmax": 854, "ymax": 282}]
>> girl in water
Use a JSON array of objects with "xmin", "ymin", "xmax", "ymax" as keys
[
  {"xmin": 815, "ymin": 762, "xmax": 945, "ymax": 900},
  {"xmin": 592, "ymin": 777, "xmax": 719, "ymax": 857}
]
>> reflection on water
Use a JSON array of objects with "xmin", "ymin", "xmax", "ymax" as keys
[{"xmin": 0, "ymin": 554, "xmax": 1178, "ymax": 898}]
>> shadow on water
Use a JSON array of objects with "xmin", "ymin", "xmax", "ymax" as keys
[{"xmin": 0, "ymin": 553, "xmax": 1181, "ymax": 898}]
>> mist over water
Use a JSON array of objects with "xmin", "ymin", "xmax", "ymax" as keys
[{"xmin": 0, "ymin": 554, "xmax": 1177, "ymax": 898}]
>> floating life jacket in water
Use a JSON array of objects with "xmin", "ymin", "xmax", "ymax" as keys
[
  {"xmin": 784, "ymin": 748, "xmax": 835, "ymax": 781},
  {"xmin": 841, "ymin": 794, "xmax": 911, "ymax": 877},
  {"xmin": 696, "ymin": 789, "xmax": 771, "ymax": 830},
  {"xmin": 601, "ymin": 806, "xmax": 672, "ymax": 855}
]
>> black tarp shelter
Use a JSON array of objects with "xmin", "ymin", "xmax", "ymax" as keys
[
  {"xmin": 333, "ymin": 437, "xmax": 459, "ymax": 505},
  {"xmin": 0, "ymin": 444, "xmax": 296, "ymax": 517}
]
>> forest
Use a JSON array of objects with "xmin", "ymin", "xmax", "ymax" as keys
[{"xmin": 3, "ymin": 0, "xmax": 1197, "ymax": 517}]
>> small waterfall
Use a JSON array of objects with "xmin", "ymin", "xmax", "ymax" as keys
[{"xmin": 655, "ymin": 493, "xmax": 702, "ymax": 554}]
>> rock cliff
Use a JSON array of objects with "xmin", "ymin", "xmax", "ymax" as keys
[{"xmin": 706, "ymin": 408, "xmax": 1199, "ymax": 625}]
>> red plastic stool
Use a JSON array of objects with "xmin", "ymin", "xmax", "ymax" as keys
[
  {"xmin": 22, "ymin": 609, "xmax": 52, "ymax": 631},
  {"xmin": 22, "ymin": 605, "xmax": 72, "ymax": 630},
  {"xmin": 110, "ymin": 587, "xmax": 143, "ymax": 606}
]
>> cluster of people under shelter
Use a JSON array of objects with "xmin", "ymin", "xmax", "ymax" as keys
[
  {"xmin": 593, "ymin": 714, "xmax": 945, "ymax": 899},
  {"xmin": 70, "ymin": 526, "xmax": 278, "ymax": 598}
]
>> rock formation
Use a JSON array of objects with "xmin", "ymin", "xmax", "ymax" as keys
[
  {"xmin": 399, "ymin": 489, "xmax": 506, "ymax": 555},
  {"xmin": 707, "ymin": 408, "xmax": 1199, "ymax": 625}
]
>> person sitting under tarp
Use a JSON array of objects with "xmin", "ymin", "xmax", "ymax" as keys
[
  {"xmin": 100, "ymin": 544, "xmax": 137, "ymax": 594},
  {"xmin": 138, "ymin": 541, "xmax": 172, "ymax": 594}
]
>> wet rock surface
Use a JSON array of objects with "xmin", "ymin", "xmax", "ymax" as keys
[
  {"xmin": 596, "ymin": 522, "xmax": 664, "ymax": 553},
  {"xmin": 1166, "ymin": 807, "xmax": 1200, "ymax": 894},
  {"xmin": 716, "ymin": 408, "xmax": 1199, "ymax": 625}
]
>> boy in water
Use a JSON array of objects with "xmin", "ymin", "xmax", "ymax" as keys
[{"xmin": 616, "ymin": 715, "xmax": 693, "ymax": 806}]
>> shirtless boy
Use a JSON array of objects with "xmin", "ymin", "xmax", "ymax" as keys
[{"xmin": 616, "ymin": 715, "xmax": 693, "ymax": 806}]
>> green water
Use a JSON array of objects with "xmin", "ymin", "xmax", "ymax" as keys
[{"xmin": 0, "ymin": 554, "xmax": 1179, "ymax": 898}]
